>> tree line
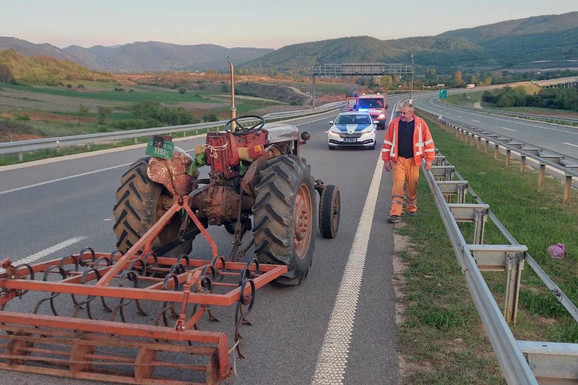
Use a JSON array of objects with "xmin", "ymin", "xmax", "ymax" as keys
[{"xmin": 482, "ymin": 86, "xmax": 578, "ymax": 111}]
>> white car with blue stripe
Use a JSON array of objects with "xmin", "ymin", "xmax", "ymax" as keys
[{"xmin": 327, "ymin": 112, "xmax": 377, "ymax": 150}]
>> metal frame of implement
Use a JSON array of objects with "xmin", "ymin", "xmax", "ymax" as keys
[{"xmin": 0, "ymin": 195, "xmax": 287, "ymax": 384}]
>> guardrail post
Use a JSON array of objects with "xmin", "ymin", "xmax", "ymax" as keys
[
  {"xmin": 506, "ymin": 149, "xmax": 511, "ymax": 168},
  {"xmin": 518, "ymin": 341, "xmax": 578, "ymax": 382},
  {"xmin": 18, "ymin": 152, "xmax": 23, "ymax": 162},
  {"xmin": 538, "ymin": 163, "xmax": 546, "ymax": 187},
  {"xmin": 477, "ymin": 136, "xmax": 481, "ymax": 150},
  {"xmin": 437, "ymin": 181, "xmax": 468, "ymax": 204},
  {"xmin": 564, "ymin": 174, "xmax": 572, "ymax": 203},
  {"xmin": 468, "ymin": 245, "xmax": 527, "ymax": 324},
  {"xmin": 504, "ymin": 251, "xmax": 525, "ymax": 324},
  {"xmin": 520, "ymin": 156, "xmax": 527, "ymax": 174},
  {"xmin": 448, "ymin": 204, "xmax": 489, "ymax": 244},
  {"xmin": 434, "ymin": 155, "xmax": 446, "ymax": 166},
  {"xmin": 485, "ymin": 139, "xmax": 489, "ymax": 154},
  {"xmin": 494, "ymin": 144, "xmax": 500, "ymax": 160},
  {"xmin": 430, "ymin": 165, "xmax": 455, "ymax": 181}
]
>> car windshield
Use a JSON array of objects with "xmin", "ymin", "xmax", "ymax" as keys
[
  {"xmin": 335, "ymin": 115, "xmax": 371, "ymax": 125},
  {"xmin": 358, "ymin": 98, "xmax": 383, "ymax": 109}
]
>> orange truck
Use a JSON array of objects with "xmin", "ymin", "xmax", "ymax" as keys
[{"xmin": 347, "ymin": 93, "xmax": 388, "ymax": 129}]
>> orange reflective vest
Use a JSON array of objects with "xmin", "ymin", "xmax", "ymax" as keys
[{"xmin": 381, "ymin": 115, "xmax": 435, "ymax": 166}]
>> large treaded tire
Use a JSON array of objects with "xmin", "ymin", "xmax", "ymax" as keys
[
  {"xmin": 113, "ymin": 158, "xmax": 194, "ymax": 257},
  {"xmin": 252, "ymin": 155, "xmax": 316, "ymax": 286}
]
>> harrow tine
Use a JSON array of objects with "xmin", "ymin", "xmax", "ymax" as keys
[
  {"xmin": 33, "ymin": 265, "xmax": 67, "ymax": 316},
  {"xmin": 234, "ymin": 278, "xmax": 256, "ymax": 359},
  {"xmin": 72, "ymin": 268, "xmax": 101, "ymax": 319}
]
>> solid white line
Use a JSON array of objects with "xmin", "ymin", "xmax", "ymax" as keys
[
  {"xmin": 0, "ymin": 163, "xmax": 132, "ymax": 196},
  {"xmin": 0, "ymin": 236, "xmax": 88, "ymax": 273},
  {"xmin": 501, "ymin": 127, "xmax": 517, "ymax": 132},
  {"xmin": 311, "ymin": 155, "xmax": 383, "ymax": 384},
  {"xmin": 564, "ymin": 142, "xmax": 578, "ymax": 148},
  {"xmin": 472, "ymin": 119, "xmax": 480, "ymax": 123}
]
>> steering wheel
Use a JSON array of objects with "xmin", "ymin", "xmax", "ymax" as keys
[{"xmin": 224, "ymin": 115, "xmax": 265, "ymax": 136}]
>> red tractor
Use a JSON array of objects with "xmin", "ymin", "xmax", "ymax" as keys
[{"xmin": 113, "ymin": 115, "xmax": 340, "ymax": 285}]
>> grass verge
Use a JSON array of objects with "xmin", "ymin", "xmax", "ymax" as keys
[{"xmin": 395, "ymin": 116, "xmax": 577, "ymax": 384}]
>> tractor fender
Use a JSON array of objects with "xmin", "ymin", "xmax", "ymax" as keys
[{"xmin": 147, "ymin": 146, "xmax": 195, "ymax": 196}]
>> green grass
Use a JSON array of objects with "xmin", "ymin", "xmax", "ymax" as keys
[
  {"xmin": 396, "ymin": 114, "xmax": 577, "ymax": 384},
  {"xmin": 1, "ymin": 83, "xmax": 214, "ymax": 103},
  {"xmin": 446, "ymin": 91, "xmax": 482, "ymax": 107}
]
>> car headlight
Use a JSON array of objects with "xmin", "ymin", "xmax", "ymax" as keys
[{"xmin": 377, "ymin": 114, "xmax": 385, "ymax": 119}]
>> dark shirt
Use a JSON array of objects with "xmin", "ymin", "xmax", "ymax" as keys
[{"xmin": 398, "ymin": 119, "xmax": 415, "ymax": 158}]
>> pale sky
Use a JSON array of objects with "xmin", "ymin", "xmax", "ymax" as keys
[{"xmin": 1, "ymin": 0, "xmax": 576, "ymax": 49}]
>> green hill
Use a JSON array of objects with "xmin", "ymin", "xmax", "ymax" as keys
[
  {"xmin": 241, "ymin": 12, "xmax": 578, "ymax": 75},
  {"xmin": 0, "ymin": 49, "xmax": 115, "ymax": 85}
]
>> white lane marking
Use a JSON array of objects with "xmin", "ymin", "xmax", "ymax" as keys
[
  {"xmin": 0, "ymin": 236, "xmax": 88, "ymax": 273},
  {"xmin": 312, "ymin": 155, "xmax": 383, "ymax": 384},
  {"xmin": 501, "ymin": 127, "xmax": 517, "ymax": 132},
  {"xmin": 564, "ymin": 142, "xmax": 578, "ymax": 148},
  {"xmin": 472, "ymin": 119, "xmax": 480, "ymax": 123},
  {"xmin": 0, "ymin": 163, "xmax": 132, "ymax": 196}
]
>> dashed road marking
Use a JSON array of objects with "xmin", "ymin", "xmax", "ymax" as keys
[{"xmin": 0, "ymin": 236, "xmax": 88, "ymax": 274}]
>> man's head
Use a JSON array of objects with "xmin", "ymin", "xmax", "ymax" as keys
[{"xmin": 400, "ymin": 101, "xmax": 414, "ymax": 122}]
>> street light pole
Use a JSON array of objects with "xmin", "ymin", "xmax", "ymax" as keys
[{"xmin": 410, "ymin": 53, "xmax": 414, "ymax": 104}]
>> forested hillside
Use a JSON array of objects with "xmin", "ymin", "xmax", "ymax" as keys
[{"xmin": 0, "ymin": 49, "xmax": 114, "ymax": 85}]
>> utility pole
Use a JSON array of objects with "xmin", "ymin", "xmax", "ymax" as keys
[{"xmin": 410, "ymin": 54, "xmax": 414, "ymax": 104}]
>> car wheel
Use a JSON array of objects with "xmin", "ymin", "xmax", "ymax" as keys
[{"xmin": 329, "ymin": 145, "xmax": 335, "ymax": 150}]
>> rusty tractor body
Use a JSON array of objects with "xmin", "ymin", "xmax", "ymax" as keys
[{"xmin": 0, "ymin": 115, "xmax": 341, "ymax": 384}]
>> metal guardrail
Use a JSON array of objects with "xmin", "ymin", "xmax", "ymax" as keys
[
  {"xmin": 424, "ymin": 154, "xmax": 578, "ymax": 384},
  {"xmin": 439, "ymin": 117, "xmax": 578, "ymax": 178},
  {"xmin": 0, "ymin": 102, "xmax": 343, "ymax": 157},
  {"xmin": 433, "ymin": 98, "xmax": 578, "ymax": 126}
]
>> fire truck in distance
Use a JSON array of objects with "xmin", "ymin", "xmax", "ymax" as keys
[{"xmin": 345, "ymin": 93, "xmax": 388, "ymax": 129}]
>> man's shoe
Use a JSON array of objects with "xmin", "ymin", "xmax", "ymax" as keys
[
  {"xmin": 387, "ymin": 215, "xmax": 401, "ymax": 223},
  {"xmin": 407, "ymin": 211, "xmax": 417, "ymax": 217}
]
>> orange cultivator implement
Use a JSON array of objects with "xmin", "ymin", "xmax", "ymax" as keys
[{"xmin": 0, "ymin": 195, "xmax": 287, "ymax": 384}]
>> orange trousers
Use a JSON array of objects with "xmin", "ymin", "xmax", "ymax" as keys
[{"xmin": 390, "ymin": 157, "xmax": 420, "ymax": 216}]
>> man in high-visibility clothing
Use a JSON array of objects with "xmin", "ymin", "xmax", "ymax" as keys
[{"xmin": 382, "ymin": 102, "xmax": 435, "ymax": 223}]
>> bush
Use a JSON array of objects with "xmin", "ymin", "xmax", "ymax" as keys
[
  {"xmin": 178, "ymin": 87, "xmax": 186, "ymax": 94},
  {"xmin": 77, "ymin": 104, "xmax": 89, "ymax": 116},
  {"xmin": 202, "ymin": 113, "xmax": 219, "ymax": 122}
]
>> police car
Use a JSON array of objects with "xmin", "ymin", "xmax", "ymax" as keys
[{"xmin": 327, "ymin": 111, "xmax": 377, "ymax": 150}]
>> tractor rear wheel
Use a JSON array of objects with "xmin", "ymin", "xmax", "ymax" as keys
[
  {"xmin": 252, "ymin": 155, "xmax": 316, "ymax": 285},
  {"xmin": 113, "ymin": 158, "xmax": 196, "ymax": 257}
]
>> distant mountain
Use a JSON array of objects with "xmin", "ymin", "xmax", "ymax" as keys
[
  {"xmin": 238, "ymin": 35, "xmax": 490, "ymax": 74},
  {"xmin": 241, "ymin": 11, "xmax": 578, "ymax": 74},
  {"xmin": 1, "ymin": 12, "xmax": 577, "ymax": 75},
  {"xmin": 62, "ymin": 41, "xmax": 273, "ymax": 72}
]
